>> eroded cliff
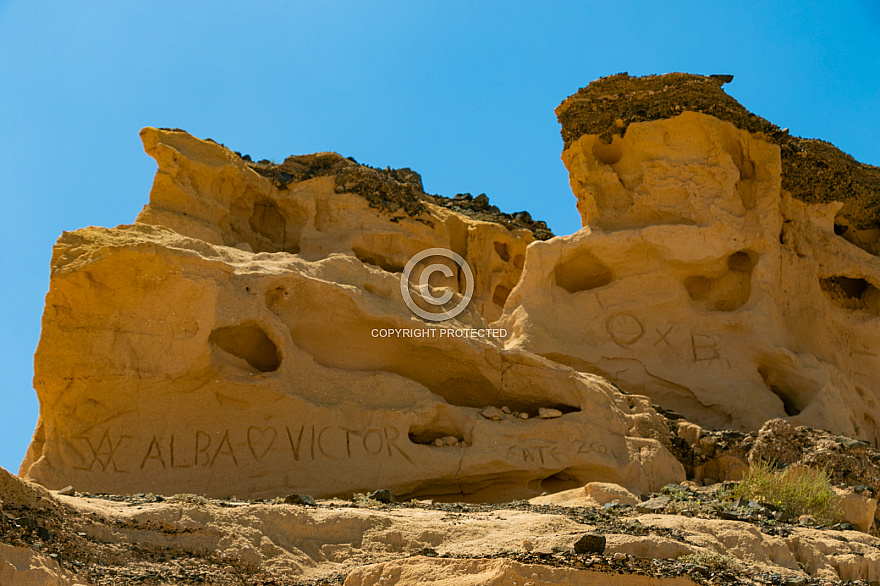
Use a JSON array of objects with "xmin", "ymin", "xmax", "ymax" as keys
[{"xmin": 18, "ymin": 72, "xmax": 880, "ymax": 506}]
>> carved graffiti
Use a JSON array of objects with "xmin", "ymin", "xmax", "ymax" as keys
[
  {"xmin": 691, "ymin": 333, "xmax": 721, "ymax": 362},
  {"xmin": 74, "ymin": 422, "xmax": 415, "ymax": 474},
  {"xmin": 653, "ymin": 325, "xmax": 674, "ymax": 349},
  {"xmin": 247, "ymin": 426, "xmax": 277, "ymax": 462},
  {"xmin": 606, "ymin": 312, "xmax": 644, "ymax": 347},
  {"xmin": 73, "ymin": 430, "xmax": 132, "ymax": 472},
  {"xmin": 507, "ymin": 440, "xmax": 614, "ymax": 465}
]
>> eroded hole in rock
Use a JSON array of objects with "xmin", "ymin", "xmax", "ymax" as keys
[
  {"xmin": 834, "ymin": 212, "xmax": 880, "ymax": 256},
  {"xmin": 500, "ymin": 403, "xmax": 581, "ymax": 419},
  {"xmin": 408, "ymin": 408, "xmax": 469, "ymax": 447},
  {"xmin": 351, "ymin": 246, "xmax": 405, "ymax": 273},
  {"xmin": 554, "ymin": 250, "xmax": 613, "ymax": 293},
  {"xmin": 282, "ymin": 289, "xmax": 499, "ymax": 407},
  {"xmin": 249, "ymin": 200, "xmax": 300, "ymax": 253},
  {"xmin": 819, "ymin": 276, "xmax": 880, "ymax": 315},
  {"xmin": 209, "ymin": 323, "xmax": 281, "ymax": 372},
  {"xmin": 493, "ymin": 241, "xmax": 510, "ymax": 262},
  {"xmin": 539, "ymin": 470, "xmax": 582, "ymax": 493},
  {"xmin": 591, "ymin": 135, "xmax": 624, "ymax": 165},
  {"xmin": 757, "ymin": 362, "xmax": 819, "ymax": 418},
  {"xmin": 224, "ymin": 194, "xmax": 304, "ymax": 254},
  {"xmin": 684, "ymin": 250, "xmax": 755, "ymax": 311},
  {"xmin": 727, "ymin": 251, "xmax": 755, "ymax": 272},
  {"xmin": 492, "ymin": 284, "xmax": 512, "ymax": 307},
  {"xmin": 408, "ymin": 427, "xmax": 467, "ymax": 447},
  {"xmin": 512, "ymin": 254, "xmax": 525, "ymax": 269}
]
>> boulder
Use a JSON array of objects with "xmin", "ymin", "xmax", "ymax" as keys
[{"xmin": 833, "ymin": 486, "xmax": 878, "ymax": 533}]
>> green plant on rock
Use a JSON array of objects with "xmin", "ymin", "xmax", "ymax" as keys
[{"xmin": 730, "ymin": 460, "xmax": 843, "ymax": 524}]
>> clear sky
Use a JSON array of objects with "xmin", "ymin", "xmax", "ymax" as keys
[{"xmin": 1, "ymin": 1, "xmax": 878, "ymax": 474}]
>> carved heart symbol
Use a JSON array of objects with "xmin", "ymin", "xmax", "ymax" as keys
[{"xmin": 247, "ymin": 426, "xmax": 277, "ymax": 462}]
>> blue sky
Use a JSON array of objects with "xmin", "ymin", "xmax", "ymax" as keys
[{"xmin": 1, "ymin": 1, "xmax": 878, "ymax": 473}]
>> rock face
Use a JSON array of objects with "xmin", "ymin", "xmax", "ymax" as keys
[
  {"xmin": 501, "ymin": 75, "xmax": 880, "ymax": 439},
  {"xmin": 19, "ymin": 72, "xmax": 880, "ymax": 502},
  {"xmin": 19, "ymin": 128, "xmax": 682, "ymax": 501}
]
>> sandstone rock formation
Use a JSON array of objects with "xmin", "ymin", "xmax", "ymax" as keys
[
  {"xmin": 19, "ymin": 129, "xmax": 682, "ymax": 501},
  {"xmin": 502, "ymin": 73, "xmax": 880, "ymax": 441},
  {"xmin": 18, "ymin": 72, "xmax": 880, "ymax": 512}
]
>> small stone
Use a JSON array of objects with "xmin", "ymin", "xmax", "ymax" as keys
[
  {"xmin": 573, "ymin": 533, "xmax": 606, "ymax": 554},
  {"xmin": 57, "ymin": 486, "xmax": 75, "ymax": 496},
  {"xmin": 521, "ymin": 539, "xmax": 534, "ymax": 552},
  {"xmin": 636, "ymin": 496, "xmax": 670, "ymax": 513},
  {"xmin": 538, "ymin": 408, "xmax": 563, "ymax": 419},
  {"xmin": 518, "ymin": 412, "xmax": 529, "ymax": 420},
  {"xmin": 481, "ymin": 407, "xmax": 503, "ymax": 421},
  {"xmin": 798, "ymin": 514, "xmax": 817, "ymax": 526},
  {"xmin": 440, "ymin": 436, "xmax": 458, "ymax": 446},
  {"xmin": 283, "ymin": 494, "xmax": 317, "ymax": 506},
  {"xmin": 433, "ymin": 438, "xmax": 444, "ymax": 447},
  {"xmin": 613, "ymin": 552, "xmax": 627, "ymax": 562},
  {"xmin": 500, "ymin": 406, "xmax": 512, "ymax": 414},
  {"xmin": 369, "ymin": 489, "xmax": 395, "ymax": 504},
  {"xmin": 838, "ymin": 436, "xmax": 866, "ymax": 449},
  {"xmin": 474, "ymin": 193, "xmax": 489, "ymax": 206}
]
